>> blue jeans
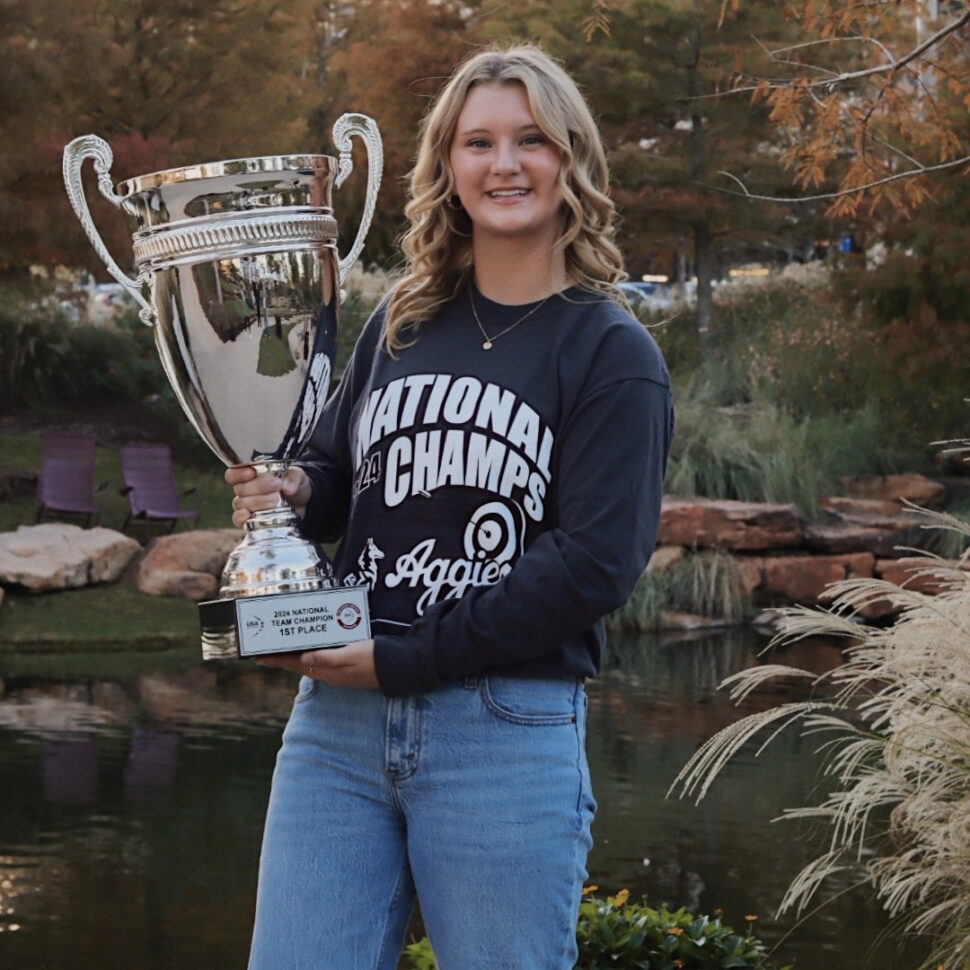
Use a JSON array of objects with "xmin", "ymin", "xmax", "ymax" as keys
[{"xmin": 248, "ymin": 675, "xmax": 596, "ymax": 970}]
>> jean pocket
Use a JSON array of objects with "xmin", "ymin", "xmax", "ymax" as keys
[
  {"xmin": 480, "ymin": 676, "xmax": 579, "ymax": 726},
  {"xmin": 293, "ymin": 675, "xmax": 319, "ymax": 705}
]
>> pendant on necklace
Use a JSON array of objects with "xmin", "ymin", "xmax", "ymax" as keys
[{"xmin": 482, "ymin": 340, "xmax": 493, "ymax": 350}]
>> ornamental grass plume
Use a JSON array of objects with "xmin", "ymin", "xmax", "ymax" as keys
[{"xmin": 669, "ymin": 505, "xmax": 970, "ymax": 970}]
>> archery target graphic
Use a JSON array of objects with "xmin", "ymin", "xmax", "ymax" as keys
[{"xmin": 464, "ymin": 501, "xmax": 521, "ymax": 564}]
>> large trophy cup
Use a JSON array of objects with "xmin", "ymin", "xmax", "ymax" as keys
[{"xmin": 63, "ymin": 116, "xmax": 382, "ymax": 660}]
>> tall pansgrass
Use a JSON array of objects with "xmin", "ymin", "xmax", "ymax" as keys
[
  {"xmin": 669, "ymin": 508, "xmax": 970, "ymax": 970},
  {"xmin": 608, "ymin": 550, "xmax": 751, "ymax": 632},
  {"xmin": 666, "ymin": 549, "xmax": 751, "ymax": 623}
]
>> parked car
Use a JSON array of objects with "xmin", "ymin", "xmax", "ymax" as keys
[
  {"xmin": 88, "ymin": 282, "xmax": 135, "ymax": 322},
  {"xmin": 618, "ymin": 280, "xmax": 679, "ymax": 314}
]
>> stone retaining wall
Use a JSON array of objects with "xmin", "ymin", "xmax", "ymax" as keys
[{"xmin": 651, "ymin": 473, "xmax": 959, "ymax": 625}]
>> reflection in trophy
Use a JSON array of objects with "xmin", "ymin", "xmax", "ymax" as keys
[{"xmin": 63, "ymin": 116, "xmax": 382, "ymax": 660}]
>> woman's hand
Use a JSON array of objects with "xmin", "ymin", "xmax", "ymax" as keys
[
  {"xmin": 256, "ymin": 640, "xmax": 379, "ymax": 690},
  {"xmin": 225, "ymin": 465, "xmax": 312, "ymax": 528}
]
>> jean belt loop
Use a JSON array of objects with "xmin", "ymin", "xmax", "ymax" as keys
[{"xmin": 463, "ymin": 676, "xmax": 478, "ymax": 689}]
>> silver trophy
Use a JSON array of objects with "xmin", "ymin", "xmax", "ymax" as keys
[{"xmin": 63, "ymin": 115, "xmax": 382, "ymax": 660}]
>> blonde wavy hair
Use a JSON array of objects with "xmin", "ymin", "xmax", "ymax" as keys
[{"xmin": 385, "ymin": 44, "xmax": 627, "ymax": 353}]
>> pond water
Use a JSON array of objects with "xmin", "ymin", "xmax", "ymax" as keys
[{"xmin": 0, "ymin": 629, "xmax": 929, "ymax": 969}]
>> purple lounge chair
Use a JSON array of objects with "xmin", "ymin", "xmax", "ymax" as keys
[
  {"xmin": 36, "ymin": 432, "xmax": 102, "ymax": 527},
  {"xmin": 120, "ymin": 442, "xmax": 198, "ymax": 535}
]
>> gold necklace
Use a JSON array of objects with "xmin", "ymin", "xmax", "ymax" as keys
[{"xmin": 469, "ymin": 286, "xmax": 551, "ymax": 350}]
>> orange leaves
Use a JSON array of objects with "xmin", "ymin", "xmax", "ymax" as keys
[{"xmin": 714, "ymin": 0, "xmax": 969, "ymax": 217}]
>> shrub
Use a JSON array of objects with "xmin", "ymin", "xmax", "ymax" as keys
[
  {"xmin": 652, "ymin": 276, "xmax": 940, "ymax": 495},
  {"xmin": 670, "ymin": 507, "xmax": 970, "ymax": 970},
  {"xmin": 667, "ymin": 550, "xmax": 751, "ymax": 623},
  {"xmin": 0, "ymin": 282, "xmax": 72, "ymax": 409},
  {"xmin": 664, "ymin": 377, "xmax": 925, "ymax": 514},
  {"xmin": 400, "ymin": 890, "xmax": 788, "ymax": 970}
]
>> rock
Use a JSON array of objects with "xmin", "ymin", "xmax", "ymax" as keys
[
  {"xmin": 874, "ymin": 557, "xmax": 963, "ymax": 595},
  {"xmin": 761, "ymin": 552, "xmax": 874, "ymax": 605},
  {"xmin": 803, "ymin": 519, "xmax": 921, "ymax": 557},
  {"xmin": 138, "ymin": 569, "xmax": 219, "ymax": 601},
  {"xmin": 825, "ymin": 510, "xmax": 930, "ymax": 557},
  {"xmin": 659, "ymin": 497, "xmax": 803, "ymax": 551},
  {"xmin": 842, "ymin": 473, "xmax": 946, "ymax": 508},
  {"xmin": 645, "ymin": 545, "xmax": 685, "ymax": 573},
  {"xmin": 659, "ymin": 611, "xmax": 734, "ymax": 631},
  {"xmin": 77, "ymin": 529, "xmax": 142, "ymax": 583},
  {"xmin": 859, "ymin": 557, "xmax": 967, "ymax": 620},
  {"xmin": 733, "ymin": 555, "xmax": 765, "ymax": 597},
  {"xmin": 820, "ymin": 496, "xmax": 901, "ymax": 517},
  {"xmin": 0, "ymin": 523, "xmax": 140, "ymax": 592},
  {"xmin": 751, "ymin": 608, "xmax": 788, "ymax": 633},
  {"xmin": 136, "ymin": 529, "xmax": 242, "ymax": 601}
]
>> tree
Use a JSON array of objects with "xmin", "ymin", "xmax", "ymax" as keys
[
  {"xmin": 489, "ymin": 0, "xmax": 823, "ymax": 336},
  {"xmin": 1, "ymin": 0, "xmax": 319, "ymax": 271},
  {"xmin": 314, "ymin": 0, "xmax": 490, "ymax": 265},
  {"xmin": 696, "ymin": 0, "xmax": 970, "ymax": 216}
]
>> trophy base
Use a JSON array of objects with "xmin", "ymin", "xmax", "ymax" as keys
[
  {"xmin": 199, "ymin": 585, "xmax": 371, "ymax": 660},
  {"xmin": 199, "ymin": 493, "xmax": 369, "ymax": 660}
]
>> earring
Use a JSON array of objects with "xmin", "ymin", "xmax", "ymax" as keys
[{"xmin": 446, "ymin": 194, "xmax": 463, "ymax": 210}]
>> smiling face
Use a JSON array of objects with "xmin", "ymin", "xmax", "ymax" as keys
[{"xmin": 448, "ymin": 82, "xmax": 564, "ymax": 249}]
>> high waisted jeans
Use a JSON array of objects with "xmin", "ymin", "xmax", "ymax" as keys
[{"xmin": 247, "ymin": 674, "xmax": 596, "ymax": 970}]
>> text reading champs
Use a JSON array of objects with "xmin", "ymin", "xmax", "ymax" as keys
[{"xmin": 353, "ymin": 373, "xmax": 555, "ymax": 522}]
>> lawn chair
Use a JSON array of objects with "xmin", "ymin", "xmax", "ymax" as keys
[
  {"xmin": 120, "ymin": 442, "xmax": 199, "ymax": 535},
  {"xmin": 36, "ymin": 432, "xmax": 102, "ymax": 526}
]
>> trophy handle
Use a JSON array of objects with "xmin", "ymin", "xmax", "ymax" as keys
[
  {"xmin": 63, "ymin": 135, "xmax": 154, "ymax": 326},
  {"xmin": 332, "ymin": 113, "xmax": 383, "ymax": 290}
]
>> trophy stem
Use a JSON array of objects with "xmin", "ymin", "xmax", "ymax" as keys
[
  {"xmin": 219, "ymin": 462, "xmax": 334, "ymax": 599},
  {"xmin": 200, "ymin": 482, "xmax": 336, "ymax": 661}
]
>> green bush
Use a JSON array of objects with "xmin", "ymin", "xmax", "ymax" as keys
[
  {"xmin": 652, "ymin": 277, "xmax": 939, "ymax": 501},
  {"xmin": 664, "ymin": 378, "xmax": 924, "ymax": 515},
  {"xmin": 400, "ymin": 890, "xmax": 788, "ymax": 970},
  {"xmin": 0, "ymin": 282, "xmax": 72, "ymax": 409}
]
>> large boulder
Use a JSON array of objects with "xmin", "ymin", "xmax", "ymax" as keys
[
  {"xmin": 733, "ymin": 555, "xmax": 766, "ymax": 598},
  {"xmin": 856, "ymin": 557, "xmax": 964, "ymax": 620},
  {"xmin": 761, "ymin": 552, "xmax": 875, "ymax": 605},
  {"xmin": 819, "ymin": 496, "xmax": 902, "ymax": 517},
  {"xmin": 0, "ymin": 523, "xmax": 141, "ymax": 592},
  {"xmin": 136, "ymin": 529, "xmax": 243, "ymax": 601},
  {"xmin": 659, "ymin": 497, "xmax": 803, "ymax": 551},
  {"xmin": 803, "ymin": 514, "xmax": 928, "ymax": 557},
  {"xmin": 841, "ymin": 473, "xmax": 946, "ymax": 508},
  {"xmin": 659, "ymin": 611, "xmax": 734, "ymax": 631},
  {"xmin": 645, "ymin": 545, "xmax": 685, "ymax": 574}
]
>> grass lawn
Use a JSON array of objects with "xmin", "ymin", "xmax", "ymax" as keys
[
  {"xmin": 0, "ymin": 427, "xmax": 235, "ymax": 663},
  {"xmin": 0, "ymin": 584, "xmax": 200, "ymax": 649},
  {"xmin": 0, "ymin": 582, "xmax": 208, "ymax": 678},
  {"xmin": 0, "ymin": 429, "xmax": 234, "ymax": 535}
]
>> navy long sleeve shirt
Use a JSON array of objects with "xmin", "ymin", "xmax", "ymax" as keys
[{"xmin": 299, "ymin": 284, "xmax": 674, "ymax": 696}]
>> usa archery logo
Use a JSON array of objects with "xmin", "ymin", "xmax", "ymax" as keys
[{"xmin": 336, "ymin": 603, "xmax": 363, "ymax": 631}]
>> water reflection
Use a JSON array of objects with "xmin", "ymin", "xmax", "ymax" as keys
[{"xmin": 0, "ymin": 631, "xmax": 927, "ymax": 969}]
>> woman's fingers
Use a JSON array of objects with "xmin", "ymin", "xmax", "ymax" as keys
[
  {"xmin": 280, "ymin": 466, "xmax": 311, "ymax": 518},
  {"xmin": 227, "ymin": 467, "xmax": 283, "ymax": 526},
  {"xmin": 227, "ymin": 465, "xmax": 311, "ymax": 527},
  {"xmin": 224, "ymin": 465, "xmax": 256, "ymax": 486}
]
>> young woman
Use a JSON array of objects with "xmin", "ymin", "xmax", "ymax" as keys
[{"xmin": 228, "ymin": 44, "xmax": 674, "ymax": 970}]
